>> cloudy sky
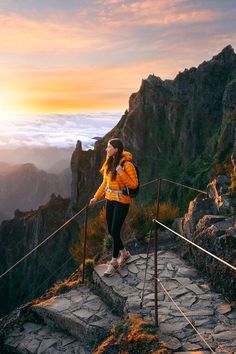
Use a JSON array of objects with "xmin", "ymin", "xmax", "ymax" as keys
[{"xmin": 0, "ymin": 0, "xmax": 236, "ymax": 117}]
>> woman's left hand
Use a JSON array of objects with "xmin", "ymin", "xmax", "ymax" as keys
[{"xmin": 116, "ymin": 165, "xmax": 124, "ymax": 174}]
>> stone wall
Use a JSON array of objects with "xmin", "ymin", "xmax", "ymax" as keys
[{"xmin": 178, "ymin": 173, "xmax": 236, "ymax": 300}]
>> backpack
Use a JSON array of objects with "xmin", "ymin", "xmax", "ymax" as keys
[{"xmin": 120, "ymin": 160, "xmax": 140, "ymax": 198}]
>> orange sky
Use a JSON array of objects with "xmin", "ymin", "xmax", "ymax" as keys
[{"xmin": 0, "ymin": 0, "xmax": 235, "ymax": 115}]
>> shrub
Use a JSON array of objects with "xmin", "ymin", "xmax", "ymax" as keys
[
  {"xmin": 147, "ymin": 202, "xmax": 179, "ymax": 225},
  {"xmin": 80, "ymin": 258, "xmax": 95, "ymax": 283},
  {"xmin": 70, "ymin": 207, "xmax": 107, "ymax": 264},
  {"xmin": 103, "ymin": 234, "xmax": 113, "ymax": 252},
  {"xmin": 123, "ymin": 202, "xmax": 179, "ymax": 242},
  {"xmin": 126, "ymin": 203, "xmax": 150, "ymax": 238}
]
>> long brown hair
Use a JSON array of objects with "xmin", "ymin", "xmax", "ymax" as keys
[{"xmin": 100, "ymin": 138, "xmax": 124, "ymax": 180}]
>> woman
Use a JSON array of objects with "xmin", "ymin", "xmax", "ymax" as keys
[{"xmin": 89, "ymin": 138, "xmax": 138, "ymax": 276}]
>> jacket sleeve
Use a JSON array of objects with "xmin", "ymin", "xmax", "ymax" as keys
[
  {"xmin": 118, "ymin": 162, "xmax": 138, "ymax": 189},
  {"xmin": 94, "ymin": 176, "xmax": 107, "ymax": 200}
]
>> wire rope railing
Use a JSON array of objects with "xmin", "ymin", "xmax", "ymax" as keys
[
  {"xmin": 0, "ymin": 174, "xmax": 207, "ymax": 281},
  {"xmin": 1, "ymin": 172, "xmax": 234, "ymax": 350},
  {"xmin": 139, "ymin": 219, "xmax": 217, "ymax": 352},
  {"xmin": 139, "ymin": 176, "xmax": 235, "ymax": 333},
  {"xmin": 0, "ymin": 174, "xmax": 165, "ymax": 281},
  {"xmin": 161, "ymin": 178, "xmax": 207, "ymax": 195},
  {"xmin": 153, "ymin": 219, "xmax": 236, "ymax": 271},
  {"xmin": 155, "ymin": 276, "xmax": 215, "ymax": 353},
  {"xmin": 19, "ymin": 255, "xmax": 74, "ymax": 306},
  {"xmin": 0, "ymin": 205, "xmax": 87, "ymax": 280}
]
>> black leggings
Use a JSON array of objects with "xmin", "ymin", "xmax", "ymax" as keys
[{"xmin": 106, "ymin": 200, "xmax": 130, "ymax": 258}]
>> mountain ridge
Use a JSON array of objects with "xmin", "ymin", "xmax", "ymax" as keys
[
  {"xmin": 71, "ymin": 45, "xmax": 236, "ymax": 209},
  {"xmin": 0, "ymin": 162, "xmax": 71, "ymax": 222}
]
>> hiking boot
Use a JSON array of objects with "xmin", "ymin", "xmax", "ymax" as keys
[
  {"xmin": 103, "ymin": 261, "xmax": 119, "ymax": 277},
  {"xmin": 118, "ymin": 251, "xmax": 132, "ymax": 267}
]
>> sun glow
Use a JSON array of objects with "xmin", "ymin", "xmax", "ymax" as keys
[
  {"xmin": 0, "ymin": 112, "xmax": 19, "ymax": 124},
  {"xmin": 0, "ymin": 90, "xmax": 29, "ymax": 123},
  {"xmin": 0, "ymin": 91, "xmax": 15, "ymax": 121}
]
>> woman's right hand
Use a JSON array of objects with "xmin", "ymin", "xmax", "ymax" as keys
[{"xmin": 89, "ymin": 197, "xmax": 97, "ymax": 207}]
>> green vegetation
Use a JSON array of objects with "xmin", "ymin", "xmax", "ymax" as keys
[
  {"xmin": 80, "ymin": 258, "xmax": 95, "ymax": 283},
  {"xmin": 103, "ymin": 234, "xmax": 113, "ymax": 252}
]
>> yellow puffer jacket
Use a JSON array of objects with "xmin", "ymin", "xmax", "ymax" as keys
[{"xmin": 94, "ymin": 151, "xmax": 138, "ymax": 204}]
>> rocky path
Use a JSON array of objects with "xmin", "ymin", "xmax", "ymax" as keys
[
  {"xmin": 94, "ymin": 251, "xmax": 236, "ymax": 353},
  {"xmin": 3, "ymin": 250, "xmax": 236, "ymax": 353}
]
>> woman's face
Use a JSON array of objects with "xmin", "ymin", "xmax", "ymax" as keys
[{"xmin": 106, "ymin": 142, "xmax": 118, "ymax": 157}]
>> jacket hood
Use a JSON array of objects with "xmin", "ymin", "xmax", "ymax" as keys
[{"xmin": 120, "ymin": 151, "xmax": 133, "ymax": 162}]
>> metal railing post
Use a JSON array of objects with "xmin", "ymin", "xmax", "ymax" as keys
[
  {"xmin": 154, "ymin": 177, "xmax": 161, "ymax": 327},
  {"xmin": 82, "ymin": 204, "xmax": 89, "ymax": 283}
]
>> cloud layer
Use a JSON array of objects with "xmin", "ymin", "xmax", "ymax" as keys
[{"xmin": 0, "ymin": 112, "xmax": 122, "ymax": 149}]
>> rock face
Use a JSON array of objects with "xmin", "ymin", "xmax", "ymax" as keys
[
  {"xmin": 0, "ymin": 196, "xmax": 78, "ymax": 318},
  {"xmin": 71, "ymin": 45, "xmax": 236, "ymax": 208},
  {"xmin": 0, "ymin": 163, "xmax": 71, "ymax": 222},
  {"xmin": 181, "ymin": 171, "xmax": 236, "ymax": 300}
]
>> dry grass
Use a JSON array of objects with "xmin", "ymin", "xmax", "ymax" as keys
[
  {"xmin": 124, "ymin": 202, "xmax": 179, "ymax": 240},
  {"xmin": 31, "ymin": 268, "xmax": 82, "ymax": 305},
  {"xmin": 94, "ymin": 316, "xmax": 171, "ymax": 354},
  {"xmin": 70, "ymin": 207, "xmax": 107, "ymax": 264}
]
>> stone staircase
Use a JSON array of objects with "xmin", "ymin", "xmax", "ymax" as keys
[
  {"xmin": 3, "ymin": 284, "xmax": 119, "ymax": 353},
  {"xmin": 3, "ymin": 251, "xmax": 236, "ymax": 353},
  {"xmin": 32, "ymin": 285, "xmax": 119, "ymax": 348}
]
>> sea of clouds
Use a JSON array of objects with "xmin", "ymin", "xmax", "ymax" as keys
[{"xmin": 0, "ymin": 112, "xmax": 122, "ymax": 150}]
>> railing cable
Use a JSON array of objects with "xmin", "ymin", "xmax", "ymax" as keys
[
  {"xmin": 153, "ymin": 219, "xmax": 236, "ymax": 272},
  {"xmin": 162, "ymin": 178, "xmax": 207, "ymax": 195},
  {"xmin": 0, "ymin": 205, "xmax": 87, "ymax": 280},
  {"xmin": 140, "ymin": 178, "xmax": 159, "ymax": 188},
  {"xmin": 140, "ymin": 177, "xmax": 207, "ymax": 195},
  {"xmin": 155, "ymin": 276, "xmax": 215, "ymax": 353},
  {"xmin": 20, "ymin": 255, "xmax": 74, "ymax": 305},
  {"xmin": 0, "ymin": 174, "xmax": 208, "ymax": 281}
]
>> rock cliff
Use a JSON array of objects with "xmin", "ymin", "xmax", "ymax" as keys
[
  {"xmin": 0, "ymin": 163, "xmax": 71, "ymax": 222},
  {"xmin": 71, "ymin": 45, "xmax": 236, "ymax": 209},
  {"xmin": 178, "ymin": 169, "xmax": 236, "ymax": 300},
  {"xmin": 0, "ymin": 195, "xmax": 78, "ymax": 318}
]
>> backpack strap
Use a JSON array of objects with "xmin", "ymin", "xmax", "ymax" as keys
[{"xmin": 120, "ymin": 160, "xmax": 128, "ymax": 168}]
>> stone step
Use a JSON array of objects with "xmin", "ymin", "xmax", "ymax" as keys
[
  {"xmin": 93, "ymin": 254, "xmax": 148, "ymax": 318},
  {"xmin": 93, "ymin": 251, "xmax": 236, "ymax": 353},
  {"xmin": 31, "ymin": 284, "xmax": 119, "ymax": 349},
  {"xmin": 3, "ymin": 322, "xmax": 90, "ymax": 354}
]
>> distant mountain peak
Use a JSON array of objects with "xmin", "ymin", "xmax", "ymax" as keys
[
  {"xmin": 16, "ymin": 163, "xmax": 39, "ymax": 174},
  {"xmin": 220, "ymin": 44, "xmax": 234, "ymax": 54},
  {"xmin": 212, "ymin": 44, "xmax": 235, "ymax": 62}
]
